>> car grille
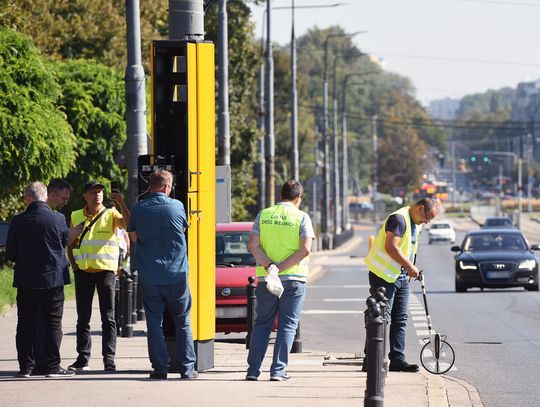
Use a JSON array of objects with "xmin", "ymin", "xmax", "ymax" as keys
[{"xmin": 480, "ymin": 261, "xmax": 516, "ymax": 281}]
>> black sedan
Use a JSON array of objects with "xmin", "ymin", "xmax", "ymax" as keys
[{"xmin": 452, "ymin": 228, "xmax": 540, "ymax": 292}]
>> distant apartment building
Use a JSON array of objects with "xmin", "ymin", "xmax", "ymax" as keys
[
  {"xmin": 427, "ymin": 98, "xmax": 459, "ymax": 120},
  {"xmin": 511, "ymin": 80, "xmax": 540, "ymax": 161}
]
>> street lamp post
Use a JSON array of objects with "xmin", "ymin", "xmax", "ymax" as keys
[
  {"xmin": 265, "ymin": 0, "xmax": 275, "ymax": 207},
  {"xmin": 340, "ymin": 72, "xmax": 376, "ymax": 231},
  {"xmin": 321, "ymin": 31, "xmax": 361, "ymax": 249},
  {"xmin": 331, "ymin": 52, "xmax": 366, "ymax": 235},
  {"xmin": 371, "ymin": 115, "xmax": 378, "ymax": 223},
  {"xmin": 290, "ymin": 0, "xmax": 299, "ymax": 181}
]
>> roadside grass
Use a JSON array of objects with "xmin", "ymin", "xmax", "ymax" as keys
[{"xmin": 0, "ymin": 265, "xmax": 76, "ymax": 314}]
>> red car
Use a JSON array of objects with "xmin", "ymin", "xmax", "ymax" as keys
[{"xmin": 215, "ymin": 222, "xmax": 257, "ymax": 333}]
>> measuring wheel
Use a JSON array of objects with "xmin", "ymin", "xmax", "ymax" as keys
[{"xmin": 420, "ymin": 333, "xmax": 455, "ymax": 374}]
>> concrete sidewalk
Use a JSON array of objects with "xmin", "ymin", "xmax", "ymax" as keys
[{"xmin": 0, "ymin": 228, "xmax": 483, "ymax": 407}]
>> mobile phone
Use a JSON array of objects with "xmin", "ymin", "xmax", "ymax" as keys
[{"xmin": 110, "ymin": 180, "xmax": 120, "ymax": 192}]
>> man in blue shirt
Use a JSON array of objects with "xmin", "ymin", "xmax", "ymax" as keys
[{"xmin": 127, "ymin": 170, "xmax": 196, "ymax": 380}]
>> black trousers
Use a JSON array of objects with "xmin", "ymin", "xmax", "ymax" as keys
[
  {"xmin": 16, "ymin": 286, "xmax": 64, "ymax": 373},
  {"xmin": 74, "ymin": 270, "xmax": 116, "ymax": 365}
]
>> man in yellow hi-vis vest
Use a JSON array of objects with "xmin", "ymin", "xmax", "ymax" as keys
[
  {"xmin": 364, "ymin": 198, "xmax": 438, "ymax": 372},
  {"xmin": 67, "ymin": 181, "xmax": 130, "ymax": 372},
  {"xmin": 246, "ymin": 180, "xmax": 315, "ymax": 382}
]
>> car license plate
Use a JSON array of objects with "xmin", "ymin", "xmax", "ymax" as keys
[
  {"xmin": 216, "ymin": 306, "xmax": 247, "ymax": 319},
  {"xmin": 486, "ymin": 271, "xmax": 512, "ymax": 279}
]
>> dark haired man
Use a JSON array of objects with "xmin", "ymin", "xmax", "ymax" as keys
[
  {"xmin": 47, "ymin": 179, "xmax": 73, "ymax": 211},
  {"xmin": 364, "ymin": 198, "xmax": 438, "ymax": 372},
  {"xmin": 68, "ymin": 180, "xmax": 129, "ymax": 372},
  {"xmin": 245, "ymin": 180, "xmax": 315, "ymax": 381}
]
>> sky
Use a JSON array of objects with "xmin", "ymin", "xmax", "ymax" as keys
[{"xmin": 249, "ymin": 0, "xmax": 540, "ymax": 107}]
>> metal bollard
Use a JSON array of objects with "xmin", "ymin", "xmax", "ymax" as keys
[
  {"xmin": 136, "ymin": 282, "xmax": 145, "ymax": 321},
  {"xmin": 374, "ymin": 287, "xmax": 388, "ymax": 375},
  {"xmin": 290, "ymin": 322, "xmax": 302, "ymax": 353},
  {"xmin": 115, "ymin": 275, "xmax": 122, "ymax": 335},
  {"xmin": 364, "ymin": 297, "xmax": 385, "ymax": 407},
  {"xmin": 121, "ymin": 271, "xmax": 134, "ymax": 338},
  {"xmin": 245, "ymin": 276, "xmax": 257, "ymax": 349},
  {"xmin": 131, "ymin": 269, "xmax": 138, "ymax": 325}
]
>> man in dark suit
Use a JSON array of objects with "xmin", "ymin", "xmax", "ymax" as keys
[{"xmin": 6, "ymin": 182, "xmax": 82, "ymax": 378}]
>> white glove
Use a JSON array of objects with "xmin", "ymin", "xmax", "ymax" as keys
[{"xmin": 266, "ymin": 264, "xmax": 284, "ymax": 298}]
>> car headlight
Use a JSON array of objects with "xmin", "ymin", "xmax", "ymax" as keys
[
  {"xmin": 518, "ymin": 260, "xmax": 536, "ymax": 270},
  {"xmin": 459, "ymin": 260, "xmax": 477, "ymax": 270}
]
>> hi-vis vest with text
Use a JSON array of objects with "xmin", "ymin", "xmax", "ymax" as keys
[
  {"xmin": 72, "ymin": 209, "xmax": 120, "ymax": 272},
  {"xmin": 256, "ymin": 204, "xmax": 309, "ymax": 279},
  {"xmin": 364, "ymin": 206, "xmax": 419, "ymax": 283}
]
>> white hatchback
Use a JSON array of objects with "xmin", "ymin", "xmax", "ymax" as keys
[{"xmin": 428, "ymin": 221, "xmax": 456, "ymax": 244}]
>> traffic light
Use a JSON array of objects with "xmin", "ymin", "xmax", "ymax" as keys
[
  {"xmin": 470, "ymin": 155, "xmax": 477, "ymax": 163},
  {"xmin": 483, "ymin": 156, "xmax": 489, "ymax": 163}
]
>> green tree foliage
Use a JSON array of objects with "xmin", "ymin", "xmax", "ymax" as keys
[
  {"xmin": 0, "ymin": 0, "xmax": 169, "ymax": 72},
  {"xmin": 205, "ymin": 1, "xmax": 260, "ymax": 220},
  {"xmin": 0, "ymin": 27, "xmax": 76, "ymax": 220},
  {"xmin": 54, "ymin": 59, "xmax": 127, "ymax": 211},
  {"xmin": 291, "ymin": 26, "xmax": 446, "ymax": 196}
]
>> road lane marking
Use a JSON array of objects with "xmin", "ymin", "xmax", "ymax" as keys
[
  {"xmin": 308, "ymin": 285, "xmax": 370, "ymax": 288},
  {"xmin": 302, "ymin": 310, "xmax": 362, "ymax": 315}
]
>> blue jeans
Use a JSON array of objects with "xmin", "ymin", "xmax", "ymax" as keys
[
  {"xmin": 140, "ymin": 276, "xmax": 196, "ymax": 376},
  {"xmin": 247, "ymin": 280, "xmax": 306, "ymax": 378},
  {"xmin": 368, "ymin": 271, "xmax": 409, "ymax": 365}
]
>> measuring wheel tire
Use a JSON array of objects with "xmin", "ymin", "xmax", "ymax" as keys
[{"xmin": 420, "ymin": 337, "xmax": 455, "ymax": 375}]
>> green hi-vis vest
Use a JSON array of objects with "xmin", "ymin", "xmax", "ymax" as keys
[
  {"xmin": 364, "ymin": 206, "xmax": 419, "ymax": 283},
  {"xmin": 256, "ymin": 204, "xmax": 309, "ymax": 279},
  {"xmin": 71, "ymin": 209, "xmax": 120, "ymax": 272}
]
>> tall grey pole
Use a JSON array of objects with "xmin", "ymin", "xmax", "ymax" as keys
[
  {"xmin": 518, "ymin": 158, "xmax": 523, "ymax": 228},
  {"xmin": 451, "ymin": 142, "xmax": 456, "ymax": 207},
  {"xmin": 265, "ymin": 0, "xmax": 275, "ymax": 206},
  {"xmin": 290, "ymin": 0, "xmax": 299, "ymax": 181},
  {"xmin": 257, "ymin": 63, "xmax": 266, "ymax": 212},
  {"xmin": 125, "ymin": 0, "xmax": 148, "ymax": 207},
  {"xmin": 332, "ymin": 58, "xmax": 341, "ymax": 235},
  {"xmin": 321, "ymin": 32, "xmax": 360, "ymax": 249},
  {"xmin": 322, "ymin": 41, "xmax": 331, "ymax": 249},
  {"xmin": 218, "ymin": 0, "xmax": 230, "ymax": 165},
  {"xmin": 341, "ymin": 78, "xmax": 350, "ymax": 231},
  {"xmin": 527, "ymin": 133, "xmax": 533, "ymax": 213},
  {"xmin": 372, "ymin": 115, "xmax": 378, "ymax": 223},
  {"xmin": 169, "ymin": 0, "xmax": 204, "ymax": 40},
  {"xmin": 341, "ymin": 101, "xmax": 350, "ymax": 231}
]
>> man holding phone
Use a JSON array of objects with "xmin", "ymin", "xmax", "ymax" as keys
[{"xmin": 67, "ymin": 180, "xmax": 130, "ymax": 372}]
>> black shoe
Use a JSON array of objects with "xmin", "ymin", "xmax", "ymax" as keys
[
  {"xmin": 180, "ymin": 370, "xmax": 199, "ymax": 380},
  {"xmin": 389, "ymin": 362, "xmax": 420, "ymax": 372},
  {"xmin": 104, "ymin": 363, "xmax": 116, "ymax": 372},
  {"xmin": 149, "ymin": 371, "xmax": 168, "ymax": 380},
  {"xmin": 16, "ymin": 370, "xmax": 32, "ymax": 378},
  {"xmin": 270, "ymin": 374, "xmax": 291, "ymax": 381},
  {"xmin": 245, "ymin": 375, "xmax": 258, "ymax": 381},
  {"xmin": 31, "ymin": 367, "xmax": 46, "ymax": 376},
  {"xmin": 67, "ymin": 360, "xmax": 89, "ymax": 371},
  {"xmin": 46, "ymin": 367, "xmax": 76, "ymax": 378}
]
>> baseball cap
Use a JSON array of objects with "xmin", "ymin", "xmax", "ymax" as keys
[{"xmin": 83, "ymin": 181, "xmax": 105, "ymax": 193}]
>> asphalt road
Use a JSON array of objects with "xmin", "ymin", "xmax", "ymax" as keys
[{"xmin": 302, "ymin": 222, "xmax": 540, "ymax": 407}]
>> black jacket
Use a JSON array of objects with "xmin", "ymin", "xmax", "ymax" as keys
[{"xmin": 6, "ymin": 201, "xmax": 69, "ymax": 289}]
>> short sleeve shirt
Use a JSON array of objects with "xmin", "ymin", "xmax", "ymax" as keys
[{"xmin": 385, "ymin": 213, "xmax": 416, "ymax": 266}]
